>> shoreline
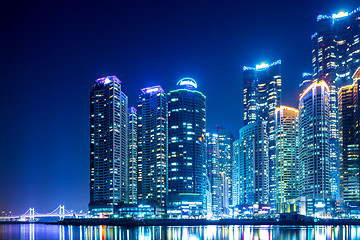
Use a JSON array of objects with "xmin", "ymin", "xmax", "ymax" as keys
[
  {"xmin": 54, "ymin": 218, "xmax": 360, "ymax": 227},
  {"xmin": 3, "ymin": 218, "xmax": 360, "ymax": 226}
]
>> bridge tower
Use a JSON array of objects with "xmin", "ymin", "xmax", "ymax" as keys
[
  {"xmin": 29, "ymin": 208, "xmax": 35, "ymax": 221},
  {"xmin": 59, "ymin": 205, "xmax": 65, "ymax": 220}
]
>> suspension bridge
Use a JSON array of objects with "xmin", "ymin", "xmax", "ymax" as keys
[{"xmin": 0, "ymin": 205, "xmax": 87, "ymax": 221}]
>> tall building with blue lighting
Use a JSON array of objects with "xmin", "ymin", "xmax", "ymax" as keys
[
  {"xmin": 233, "ymin": 121, "xmax": 269, "ymax": 212},
  {"xmin": 298, "ymin": 81, "xmax": 331, "ymax": 216},
  {"xmin": 243, "ymin": 60, "xmax": 282, "ymax": 210},
  {"xmin": 205, "ymin": 133, "xmax": 221, "ymax": 216},
  {"xmin": 311, "ymin": 7, "xmax": 360, "ymax": 200},
  {"xmin": 89, "ymin": 75, "xmax": 128, "ymax": 214},
  {"xmin": 137, "ymin": 86, "xmax": 168, "ymax": 207},
  {"xmin": 338, "ymin": 68, "xmax": 360, "ymax": 204},
  {"xmin": 128, "ymin": 106, "xmax": 137, "ymax": 204},
  {"xmin": 167, "ymin": 78, "xmax": 207, "ymax": 217},
  {"xmin": 215, "ymin": 126, "xmax": 234, "ymax": 214},
  {"xmin": 232, "ymin": 139, "xmax": 241, "ymax": 210},
  {"xmin": 313, "ymin": 8, "xmax": 360, "ymax": 88}
]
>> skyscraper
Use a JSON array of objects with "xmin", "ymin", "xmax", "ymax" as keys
[
  {"xmin": 275, "ymin": 106, "xmax": 299, "ymax": 213},
  {"xmin": 205, "ymin": 133, "xmax": 221, "ymax": 216},
  {"xmin": 215, "ymin": 126, "xmax": 234, "ymax": 214},
  {"xmin": 89, "ymin": 75, "xmax": 128, "ymax": 214},
  {"xmin": 234, "ymin": 121, "xmax": 269, "ymax": 211},
  {"xmin": 311, "ymin": 7, "xmax": 360, "ymax": 200},
  {"xmin": 167, "ymin": 78, "xmax": 207, "ymax": 217},
  {"xmin": 137, "ymin": 86, "xmax": 168, "ymax": 207},
  {"xmin": 243, "ymin": 60, "xmax": 282, "ymax": 210},
  {"xmin": 338, "ymin": 68, "xmax": 360, "ymax": 203},
  {"xmin": 313, "ymin": 8, "xmax": 360, "ymax": 88},
  {"xmin": 128, "ymin": 106, "xmax": 137, "ymax": 204},
  {"xmin": 298, "ymin": 80, "xmax": 331, "ymax": 216},
  {"xmin": 232, "ymin": 139, "xmax": 241, "ymax": 210}
]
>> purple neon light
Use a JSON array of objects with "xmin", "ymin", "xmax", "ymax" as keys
[
  {"xmin": 95, "ymin": 75, "xmax": 121, "ymax": 84},
  {"xmin": 141, "ymin": 85, "xmax": 164, "ymax": 94},
  {"xmin": 129, "ymin": 106, "xmax": 137, "ymax": 113}
]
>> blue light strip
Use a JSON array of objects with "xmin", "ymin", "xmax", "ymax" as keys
[
  {"xmin": 311, "ymin": 32, "xmax": 318, "ymax": 40},
  {"xmin": 317, "ymin": 7, "xmax": 360, "ymax": 22},
  {"xmin": 302, "ymin": 72, "xmax": 312, "ymax": 78},
  {"xmin": 243, "ymin": 60, "xmax": 281, "ymax": 71}
]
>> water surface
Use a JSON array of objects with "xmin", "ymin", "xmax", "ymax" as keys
[{"xmin": 1, "ymin": 224, "xmax": 360, "ymax": 239}]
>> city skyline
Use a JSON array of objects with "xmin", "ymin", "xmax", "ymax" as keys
[{"xmin": 1, "ymin": 0, "xmax": 359, "ymax": 214}]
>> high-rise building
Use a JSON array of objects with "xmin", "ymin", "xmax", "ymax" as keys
[
  {"xmin": 204, "ymin": 175, "xmax": 213, "ymax": 217},
  {"xmin": 311, "ymin": 7, "xmax": 360, "ymax": 200},
  {"xmin": 215, "ymin": 126, "xmax": 234, "ymax": 214},
  {"xmin": 313, "ymin": 8, "xmax": 360, "ymax": 88},
  {"xmin": 275, "ymin": 106, "xmax": 299, "ymax": 213},
  {"xmin": 137, "ymin": 86, "xmax": 168, "ymax": 207},
  {"xmin": 234, "ymin": 121, "xmax": 269, "ymax": 211},
  {"xmin": 338, "ymin": 68, "xmax": 360, "ymax": 203},
  {"xmin": 298, "ymin": 81, "xmax": 331, "ymax": 216},
  {"xmin": 205, "ymin": 133, "xmax": 221, "ymax": 216},
  {"xmin": 232, "ymin": 139, "xmax": 241, "ymax": 209},
  {"xmin": 243, "ymin": 60, "xmax": 282, "ymax": 210},
  {"xmin": 167, "ymin": 78, "xmax": 206, "ymax": 217},
  {"xmin": 89, "ymin": 76, "xmax": 128, "ymax": 214},
  {"xmin": 128, "ymin": 106, "xmax": 137, "ymax": 204}
]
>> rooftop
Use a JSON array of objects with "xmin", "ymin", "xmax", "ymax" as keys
[
  {"xmin": 141, "ymin": 85, "xmax": 164, "ymax": 94},
  {"xmin": 95, "ymin": 75, "xmax": 121, "ymax": 84},
  {"xmin": 317, "ymin": 7, "xmax": 360, "ymax": 21},
  {"xmin": 176, "ymin": 77, "xmax": 198, "ymax": 90},
  {"xmin": 243, "ymin": 60, "xmax": 281, "ymax": 71}
]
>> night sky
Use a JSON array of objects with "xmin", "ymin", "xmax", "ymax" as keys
[{"xmin": 1, "ymin": 0, "xmax": 359, "ymax": 214}]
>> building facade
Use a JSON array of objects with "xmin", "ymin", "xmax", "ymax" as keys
[
  {"xmin": 243, "ymin": 61, "xmax": 282, "ymax": 210},
  {"xmin": 205, "ymin": 133, "xmax": 221, "ymax": 216},
  {"xmin": 234, "ymin": 121, "xmax": 269, "ymax": 212},
  {"xmin": 128, "ymin": 106, "xmax": 137, "ymax": 204},
  {"xmin": 313, "ymin": 8, "xmax": 360, "ymax": 88},
  {"xmin": 298, "ymin": 81, "xmax": 331, "ymax": 216},
  {"xmin": 232, "ymin": 139, "xmax": 241, "ymax": 211},
  {"xmin": 137, "ymin": 86, "xmax": 168, "ymax": 207},
  {"xmin": 338, "ymin": 69, "xmax": 360, "ymax": 203},
  {"xmin": 215, "ymin": 126, "xmax": 234, "ymax": 214},
  {"xmin": 311, "ymin": 8, "xmax": 360, "ymax": 200},
  {"xmin": 89, "ymin": 76, "xmax": 128, "ymax": 214},
  {"xmin": 167, "ymin": 78, "xmax": 207, "ymax": 217},
  {"xmin": 275, "ymin": 106, "xmax": 299, "ymax": 213}
]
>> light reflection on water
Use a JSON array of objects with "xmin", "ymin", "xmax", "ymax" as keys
[{"xmin": 1, "ymin": 224, "xmax": 360, "ymax": 239}]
